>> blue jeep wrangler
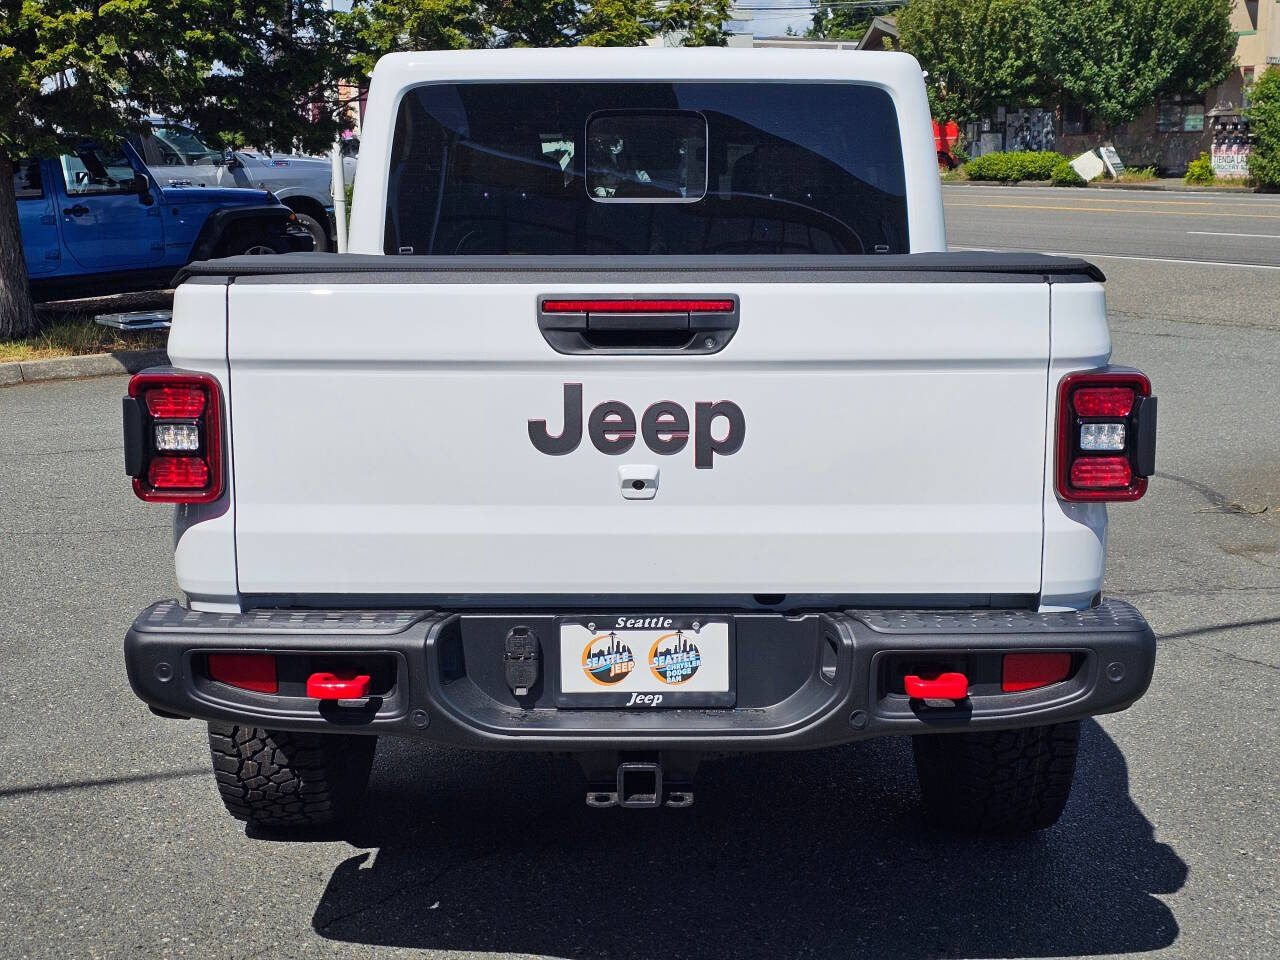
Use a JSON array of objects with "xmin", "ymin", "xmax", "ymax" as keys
[{"xmin": 15, "ymin": 142, "xmax": 313, "ymax": 302}]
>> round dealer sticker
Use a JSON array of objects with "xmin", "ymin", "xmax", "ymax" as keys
[
  {"xmin": 648, "ymin": 630, "xmax": 702, "ymax": 685},
  {"xmin": 582, "ymin": 632, "xmax": 635, "ymax": 685}
]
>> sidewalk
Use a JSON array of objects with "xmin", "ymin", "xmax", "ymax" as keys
[
  {"xmin": 945, "ymin": 177, "xmax": 1267, "ymax": 195},
  {"xmin": 0, "ymin": 349, "xmax": 167, "ymax": 387}
]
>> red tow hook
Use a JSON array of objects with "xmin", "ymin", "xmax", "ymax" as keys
[
  {"xmin": 307, "ymin": 671, "xmax": 371, "ymax": 702},
  {"xmin": 904, "ymin": 672, "xmax": 969, "ymax": 701}
]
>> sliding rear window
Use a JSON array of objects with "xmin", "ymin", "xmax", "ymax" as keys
[{"xmin": 385, "ymin": 82, "xmax": 908, "ymax": 256}]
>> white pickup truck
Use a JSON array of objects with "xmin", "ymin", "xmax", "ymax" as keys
[{"xmin": 123, "ymin": 48, "xmax": 1158, "ymax": 835}]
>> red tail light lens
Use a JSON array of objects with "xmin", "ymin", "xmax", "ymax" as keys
[
  {"xmin": 1056, "ymin": 369, "xmax": 1154, "ymax": 503},
  {"xmin": 126, "ymin": 371, "xmax": 224, "ymax": 503},
  {"xmin": 1070, "ymin": 456, "xmax": 1132, "ymax": 489},
  {"xmin": 1072, "ymin": 387, "xmax": 1134, "ymax": 418},
  {"xmin": 148, "ymin": 456, "xmax": 210, "ymax": 490},
  {"xmin": 208, "ymin": 653, "xmax": 278, "ymax": 694},
  {"xmin": 541, "ymin": 299, "xmax": 735, "ymax": 314},
  {"xmin": 1002, "ymin": 653, "xmax": 1072, "ymax": 692},
  {"xmin": 144, "ymin": 385, "xmax": 206, "ymax": 419}
]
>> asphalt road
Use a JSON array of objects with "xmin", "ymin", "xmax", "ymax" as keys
[
  {"xmin": 944, "ymin": 183, "xmax": 1280, "ymax": 267},
  {"xmin": 2, "ymin": 186, "xmax": 1277, "ymax": 959}
]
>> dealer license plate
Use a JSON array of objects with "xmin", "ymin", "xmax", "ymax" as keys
[{"xmin": 556, "ymin": 616, "xmax": 733, "ymax": 708}]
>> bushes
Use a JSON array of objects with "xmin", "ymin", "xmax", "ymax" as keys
[
  {"xmin": 964, "ymin": 151, "xmax": 1065, "ymax": 182},
  {"xmin": 1185, "ymin": 152, "xmax": 1215, "ymax": 185},
  {"xmin": 1246, "ymin": 67, "xmax": 1280, "ymax": 188},
  {"xmin": 1051, "ymin": 158, "xmax": 1085, "ymax": 186}
]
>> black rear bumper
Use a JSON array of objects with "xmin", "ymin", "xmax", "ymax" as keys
[{"xmin": 124, "ymin": 600, "xmax": 1155, "ymax": 750}]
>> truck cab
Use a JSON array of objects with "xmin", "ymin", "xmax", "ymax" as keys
[{"xmin": 16, "ymin": 142, "xmax": 312, "ymax": 302}]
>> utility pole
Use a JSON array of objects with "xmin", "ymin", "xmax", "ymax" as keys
[
  {"xmin": 329, "ymin": 0, "xmax": 348, "ymax": 253},
  {"xmin": 330, "ymin": 135, "xmax": 347, "ymax": 253}
]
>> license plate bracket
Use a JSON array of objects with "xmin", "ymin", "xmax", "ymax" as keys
[{"xmin": 554, "ymin": 615, "xmax": 735, "ymax": 708}]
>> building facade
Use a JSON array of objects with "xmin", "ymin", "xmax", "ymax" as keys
[{"xmin": 740, "ymin": 3, "xmax": 1278, "ymax": 175}]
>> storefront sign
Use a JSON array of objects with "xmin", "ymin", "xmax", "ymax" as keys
[{"xmin": 1212, "ymin": 143, "xmax": 1251, "ymax": 178}]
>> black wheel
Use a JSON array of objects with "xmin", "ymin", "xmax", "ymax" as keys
[
  {"xmin": 290, "ymin": 211, "xmax": 329, "ymax": 252},
  {"xmin": 912, "ymin": 721, "xmax": 1081, "ymax": 834},
  {"xmin": 207, "ymin": 723, "xmax": 376, "ymax": 828},
  {"xmin": 219, "ymin": 227, "xmax": 281, "ymax": 257}
]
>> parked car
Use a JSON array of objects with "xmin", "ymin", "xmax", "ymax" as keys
[
  {"xmin": 128, "ymin": 120, "xmax": 356, "ymax": 251},
  {"xmin": 16, "ymin": 143, "xmax": 312, "ymax": 302},
  {"xmin": 123, "ymin": 48, "xmax": 1158, "ymax": 836}
]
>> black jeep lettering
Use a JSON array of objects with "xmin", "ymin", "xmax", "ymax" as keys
[
  {"xmin": 528, "ymin": 382, "xmax": 583, "ymax": 455},
  {"xmin": 530, "ymin": 385, "xmax": 743, "ymax": 467}
]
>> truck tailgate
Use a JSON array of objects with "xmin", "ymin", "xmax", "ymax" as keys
[{"xmin": 226, "ymin": 275, "xmax": 1051, "ymax": 599}]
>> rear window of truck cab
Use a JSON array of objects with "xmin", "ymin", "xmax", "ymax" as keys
[{"xmin": 384, "ymin": 82, "xmax": 908, "ymax": 256}]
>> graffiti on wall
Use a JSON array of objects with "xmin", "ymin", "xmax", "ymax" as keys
[{"xmin": 1006, "ymin": 108, "xmax": 1056, "ymax": 152}]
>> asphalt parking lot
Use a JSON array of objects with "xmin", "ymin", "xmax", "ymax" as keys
[{"xmin": 1, "ymin": 186, "xmax": 1277, "ymax": 959}]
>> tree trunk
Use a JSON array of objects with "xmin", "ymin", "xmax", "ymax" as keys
[{"xmin": 0, "ymin": 152, "xmax": 39, "ymax": 341}]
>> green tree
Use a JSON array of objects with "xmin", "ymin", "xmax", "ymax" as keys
[
  {"xmin": 897, "ymin": 0, "xmax": 1235, "ymax": 127},
  {"xmin": 1246, "ymin": 67, "xmax": 1280, "ymax": 187},
  {"xmin": 1036, "ymin": 0, "xmax": 1235, "ymax": 127},
  {"xmin": 340, "ymin": 0, "xmax": 731, "ymax": 62},
  {"xmin": 897, "ymin": 0, "xmax": 1045, "ymax": 122},
  {"xmin": 0, "ymin": 0, "xmax": 346, "ymax": 339},
  {"xmin": 579, "ymin": 0, "xmax": 660, "ymax": 46},
  {"xmin": 339, "ymin": 0, "xmax": 488, "ymax": 76},
  {"xmin": 659, "ymin": 0, "xmax": 731, "ymax": 46},
  {"xmin": 806, "ymin": 1, "xmax": 896, "ymax": 42}
]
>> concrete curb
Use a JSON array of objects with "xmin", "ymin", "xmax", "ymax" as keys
[
  {"xmin": 0, "ymin": 350, "xmax": 168, "ymax": 388},
  {"xmin": 944, "ymin": 178, "xmax": 1266, "ymax": 195}
]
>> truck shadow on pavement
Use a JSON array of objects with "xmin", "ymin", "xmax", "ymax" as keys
[{"xmin": 310, "ymin": 719, "xmax": 1184, "ymax": 958}]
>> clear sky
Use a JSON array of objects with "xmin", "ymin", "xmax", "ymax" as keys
[{"xmin": 732, "ymin": 1, "xmax": 815, "ymax": 37}]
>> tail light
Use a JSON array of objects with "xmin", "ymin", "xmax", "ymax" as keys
[
  {"xmin": 1002, "ymin": 652, "xmax": 1073, "ymax": 692},
  {"xmin": 541, "ymin": 299, "xmax": 736, "ymax": 314},
  {"xmin": 208, "ymin": 653, "xmax": 277, "ymax": 693},
  {"xmin": 1056, "ymin": 369, "xmax": 1157, "ymax": 502},
  {"xmin": 124, "ymin": 370, "xmax": 224, "ymax": 503}
]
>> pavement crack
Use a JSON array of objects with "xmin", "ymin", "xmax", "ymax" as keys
[
  {"xmin": 1175, "ymin": 638, "xmax": 1280, "ymax": 673},
  {"xmin": 0, "ymin": 524, "xmax": 172, "ymax": 537},
  {"xmin": 1156, "ymin": 613, "xmax": 1280, "ymax": 642},
  {"xmin": 1110, "ymin": 311, "xmax": 1280, "ymax": 336},
  {"xmin": 1115, "ymin": 585, "xmax": 1280, "ymax": 596},
  {"xmin": 0, "ymin": 767, "xmax": 207, "ymax": 799},
  {"xmin": 19, "ymin": 445, "xmax": 124, "ymax": 457},
  {"xmin": 1152, "ymin": 614, "xmax": 1280, "ymax": 672},
  {"xmin": 1156, "ymin": 472, "xmax": 1274, "ymax": 519}
]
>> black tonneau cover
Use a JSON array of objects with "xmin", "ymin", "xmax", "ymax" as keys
[{"xmin": 176, "ymin": 252, "xmax": 1105, "ymax": 286}]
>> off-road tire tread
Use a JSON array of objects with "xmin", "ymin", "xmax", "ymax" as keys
[
  {"xmin": 207, "ymin": 723, "xmax": 375, "ymax": 827},
  {"xmin": 912, "ymin": 721, "xmax": 1081, "ymax": 834}
]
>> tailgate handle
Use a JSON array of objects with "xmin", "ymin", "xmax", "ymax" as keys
[{"xmin": 538, "ymin": 295, "xmax": 739, "ymax": 355}]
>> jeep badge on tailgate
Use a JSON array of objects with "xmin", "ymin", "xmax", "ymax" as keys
[{"xmin": 528, "ymin": 383, "xmax": 745, "ymax": 469}]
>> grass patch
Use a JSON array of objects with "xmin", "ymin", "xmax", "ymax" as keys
[
  {"xmin": 1, "ymin": 291, "xmax": 170, "ymax": 363},
  {"xmin": 0, "ymin": 319, "xmax": 167, "ymax": 363},
  {"xmin": 939, "ymin": 166, "xmax": 968, "ymax": 182},
  {"xmin": 1116, "ymin": 166, "xmax": 1158, "ymax": 182}
]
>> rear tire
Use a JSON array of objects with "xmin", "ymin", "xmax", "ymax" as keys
[
  {"xmin": 218, "ymin": 227, "xmax": 281, "ymax": 257},
  {"xmin": 912, "ymin": 721, "xmax": 1080, "ymax": 834},
  {"xmin": 207, "ymin": 723, "xmax": 376, "ymax": 828},
  {"xmin": 290, "ymin": 211, "xmax": 329, "ymax": 252}
]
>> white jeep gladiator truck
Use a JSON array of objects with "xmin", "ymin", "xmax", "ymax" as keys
[{"xmin": 123, "ymin": 48, "xmax": 1158, "ymax": 834}]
